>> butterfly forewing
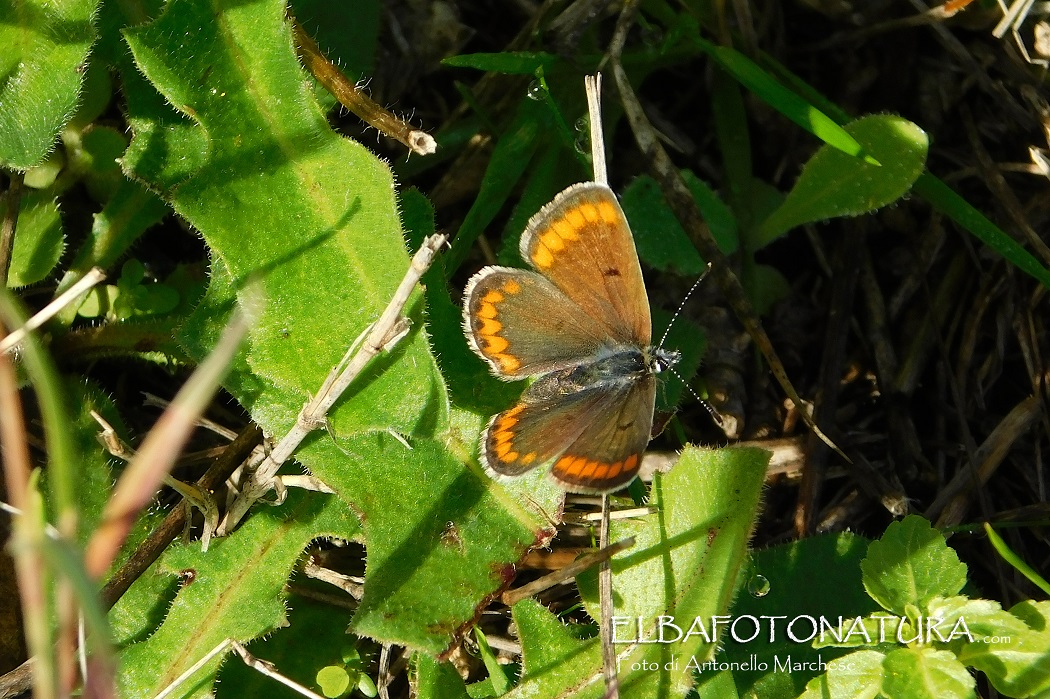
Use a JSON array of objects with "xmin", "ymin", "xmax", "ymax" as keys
[
  {"xmin": 519, "ymin": 182, "xmax": 651, "ymax": 346},
  {"xmin": 463, "ymin": 266, "xmax": 616, "ymax": 380}
]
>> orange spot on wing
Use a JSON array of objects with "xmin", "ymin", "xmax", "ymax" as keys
[
  {"xmin": 479, "ymin": 318, "xmax": 502, "ymax": 336},
  {"xmin": 579, "ymin": 460, "xmax": 600, "ymax": 478},
  {"xmin": 579, "ymin": 203, "xmax": 600, "ymax": 222},
  {"xmin": 565, "ymin": 209, "xmax": 586, "ymax": 228},
  {"xmin": 501, "ymin": 450, "xmax": 519, "ymax": 462},
  {"xmin": 477, "ymin": 302, "xmax": 498, "ymax": 319},
  {"xmin": 498, "ymin": 355, "xmax": 521, "ymax": 373},
  {"xmin": 496, "ymin": 411, "xmax": 520, "ymax": 430},
  {"xmin": 625, "ymin": 454, "xmax": 639, "ymax": 470},
  {"xmin": 485, "ymin": 336, "xmax": 509, "ymax": 354},
  {"xmin": 598, "ymin": 200, "xmax": 618, "ymax": 223},
  {"xmin": 482, "ymin": 290, "xmax": 504, "ymax": 304},
  {"xmin": 553, "ymin": 220, "xmax": 577, "ymax": 240},
  {"xmin": 540, "ymin": 230, "xmax": 565, "ymax": 253},
  {"xmin": 503, "ymin": 279, "xmax": 521, "ymax": 293},
  {"xmin": 532, "ymin": 243, "xmax": 554, "ymax": 269},
  {"xmin": 521, "ymin": 452, "xmax": 537, "ymax": 464}
]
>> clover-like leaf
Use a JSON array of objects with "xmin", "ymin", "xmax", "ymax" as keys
[
  {"xmin": 861, "ymin": 515, "xmax": 966, "ymax": 616},
  {"xmin": 881, "ymin": 647, "xmax": 974, "ymax": 699}
]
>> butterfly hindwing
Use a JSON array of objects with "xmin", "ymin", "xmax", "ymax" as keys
[{"xmin": 482, "ymin": 359, "xmax": 656, "ymax": 493}]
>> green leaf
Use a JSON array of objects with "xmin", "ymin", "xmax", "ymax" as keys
[
  {"xmin": 475, "ymin": 627, "xmax": 512, "ymax": 695},
  {"xmin": 507, "ymin": 446, "xmax": 769, "ymax": 697},
  {"xmin": 123, "ymin": 0, "xmax": 447, "ymax": 434},
  {"xmin": 443, "ymin": 52, "xmax": 559, "ymax": 75},
  {"xmin": 117, "ymin": 491, "xmax": 360, "ymax": 699},
  {"xmin": 2, "ymin": 189, "xmax": 65, "ymax": 288},
  {"xmin": 621, "ymin": 173, "xmax": 724, "ymax": 275},
  {"xmin": 315, "ymin": 666, "xmax": 350, "ymax": 698},
  {"xmin": 880, "ymin": 647, "xmax": 974, "ymax": 699},
  {"xmin": 705, "ymin": 531, "xmax": 879, "ymax": 699},
  {"xmin": 216, "ymin": 595, "xmax": 358, "ymax": 699},
  {"xmin": 756, "ymin": 115, "xmax": 928, "ymax": 246},
  {"xmin": 983, "ymin": 523, "xmax": 1050, "ymax": 596},
  {"xmin": 120, "ymin": 1, "xmax": 532, "ymax": 656},
  {"xmin": 914, "ymin": 173, "xmax": 1050, "ymax": 290},
  {"xmin": 939, "ymin": 597, "xmax": 1050, "ymax": 698},
  {"xmin": 308, "ymin": 434, "xmax": 540, "ymax": 654},
  {"xmin": 861, "ymin": 516, "xmax": 967, "ymax": 617},
  {"xmin": 697, "ymin": 38, "xmax": 875, "ymax": 166},
  {"xmin": 797, "ymin": 649, "xmax": 884, "ymax": 699},
  {"xmin": 0, "ymin": 0, "xmax": 99, "ymax": 169},
  {"xmin": 414, "ymin": 653, "xmax": 472, "ymax": 699}
]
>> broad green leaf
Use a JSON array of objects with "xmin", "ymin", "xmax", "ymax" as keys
[
  {"xmin": 119, "ymin": 0, "xmax": 537, "ymax": 656},
  {"xmin": 756, "ymin": 115, "xmax": 928, "ymax": 246},
  {"xmin": 443, "ymin": 51, "xmax": 559, "ymax": 75},
  {"xmin": 797, "ymin": 650, "xmax": 884, "ymax": 699},
  {"xmin": 939, "ymin": 597, "xmax": 1050, "ymax": 697},
  {"xmin": 880, "ymin": 647, "xmax": 974, "ymax": 699},
  {"xmin": 506, "ymin": 446, "xmax": 769, "ymax": 698},
  {"xmin": 215, "ymin": 596, "xmax": 358, "ymax": 699},
  {"xmin": 0, "ymin": 0, "xmax": 99, "ymax": 169},
  {"xmin": 705, "ymin": 531, "xmax": 879, "ymax": 699},
  {"xmin": 117, "ymin": 491, "xmax": 360, "ymax": 699},
  {"xmin": 309, "ymin": 434, "xmax": 539, "ymax": 654},
  {"xmin": 861, "ymin": 516, "xmax": 966, "ymax": 616},
  {"xmin": 414, "ymin": 653, "xmax": 472, "ymax": 699},
  {"xmin": 1, "ymin": 189, "xmax": 64, "ymax": 288},
  {"xmin": 696, "ymin": 38, "xmax": 875, "ymax": 166},
  {"xmin": 621, "ymin": 173, "xmax": 723, "ymax": 275},
  {"xmin": 123, "ymin": 0, "xmax": 447, "ymax": 436}
]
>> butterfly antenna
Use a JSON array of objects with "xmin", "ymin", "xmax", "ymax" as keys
[{"xmin": 657, "ymin": 262, "xmax": 710, "ymax": 349}]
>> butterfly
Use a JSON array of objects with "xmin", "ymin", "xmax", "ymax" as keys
[{"xmin": 462, "ymin": 181, "xmax": 679, "ymax": 493}]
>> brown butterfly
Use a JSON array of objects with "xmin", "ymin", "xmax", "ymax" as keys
[{"xmin": 462, "ymin": 182, "xmax": 679, "ymax": 493}]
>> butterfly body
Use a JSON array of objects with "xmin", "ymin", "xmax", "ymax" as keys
[{"xmin": 462, "ymin": 182, "xmax": 678, "ymax": 493}]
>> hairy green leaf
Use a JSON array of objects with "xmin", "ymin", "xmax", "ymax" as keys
[
  {"xmin": 756, "ymin": 115, "xmax": 928, "ymax": 246},
  {"xmin": 2, "ymin": 189, "xmax": 64, "ymax": 288},
  {"xmin": 506, "ymin": 446, "xmax": 769, "ymax": 698},
  {"xmin": 117, "ymin": 491, "xmax": 359, "ymax": 699},
  {"xmin": 0, "ymin": 0, "xmax": 99, "ymax": 169}
]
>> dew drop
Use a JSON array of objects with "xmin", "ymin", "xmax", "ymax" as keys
[
  {"xmin": 747, "ymin": 574, "xmax": 770, "ymax": 597},
  {"xmin": 526, "ymin": 80, "xmax": 547, "ymax": 101}
]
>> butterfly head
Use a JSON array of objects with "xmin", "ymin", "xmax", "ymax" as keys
[{"xmin": 648, "ymin": 346, "xmax": 681, "ymax": 375}]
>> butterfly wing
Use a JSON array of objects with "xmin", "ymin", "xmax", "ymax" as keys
[
  {"xmin": 463, "ymin": 266, "xmax": 615, "ymax": 380},
  {"xmin": 519, "ymin": 182, "xmax": 651, "ymax": 346},
  {"xmin": 482, "ymin": 371, "xmax": 656, "ymax": 493},
  {"xmin": 547, "ymin": 374, "xmax": 656, "ymax": 492}
]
